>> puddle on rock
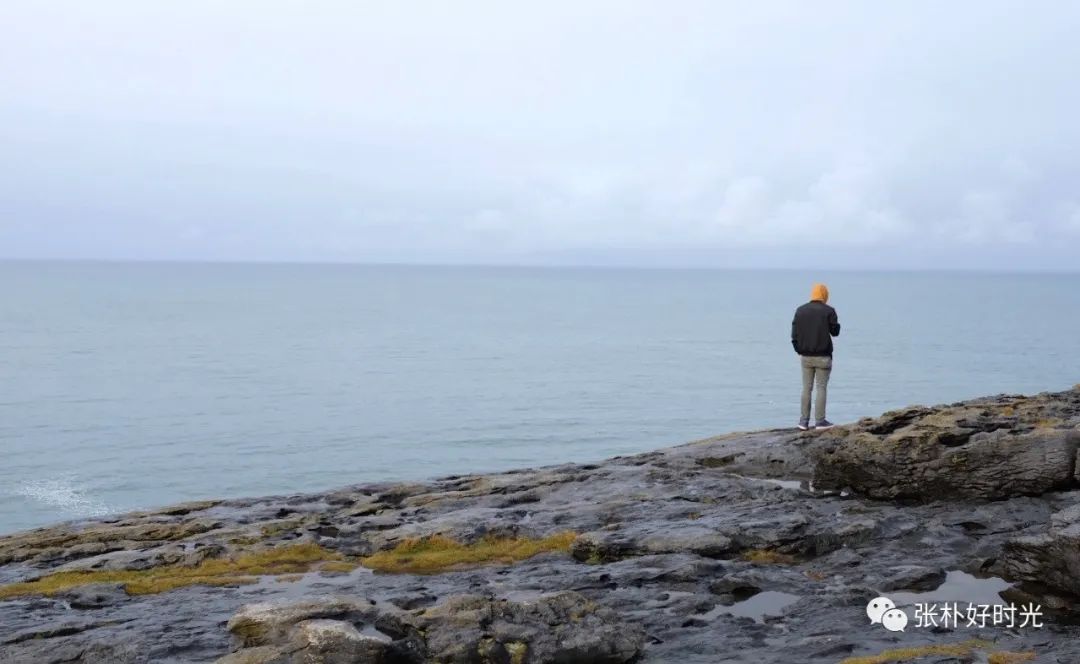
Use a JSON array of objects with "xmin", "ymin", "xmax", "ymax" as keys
[
  {"xmin": 890, "ymin": 570, "xmax": 1011, "ymax": 608},
  {"xmin": 702, "ymin": 591, "xmax": 801, "ymax": 623},
  {"xmin": 884, "ymin": 571, "xmax": 1080, "ymax": 627}
]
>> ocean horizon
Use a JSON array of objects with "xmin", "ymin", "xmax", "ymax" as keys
[{"xmin": 2, "ymin": 260, "xmax": 1078, "ymax": 534}]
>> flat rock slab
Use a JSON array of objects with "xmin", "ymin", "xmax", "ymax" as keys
[{"xmin": 218, "ymin": 591, "xmax": 643, "ymax": 664}]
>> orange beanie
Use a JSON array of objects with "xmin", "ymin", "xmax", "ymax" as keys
[{"xmin": 810, "ymin": 283, "xmax": 829, "ymax": 303}]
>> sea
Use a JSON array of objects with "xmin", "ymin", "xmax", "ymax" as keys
[{"xmin": 1, "ymin": 261, "xmax": 1077, "ymax": 534}]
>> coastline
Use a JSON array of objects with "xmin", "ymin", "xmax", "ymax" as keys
[{"xmin": 2, "ymin": 387, "xmax": 1079, "ymax": 663}]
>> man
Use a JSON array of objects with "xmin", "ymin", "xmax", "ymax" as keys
[{"xmin": 791, "ymin": 283, "xmax": 840, "ymax": 430}]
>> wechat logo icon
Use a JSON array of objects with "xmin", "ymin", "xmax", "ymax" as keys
[{"xmin": 867, "ymin": 597, "xmax": 908, "ymax": 632}]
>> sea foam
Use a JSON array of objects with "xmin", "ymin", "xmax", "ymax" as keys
[{"xmin": 13, "ymin": 477, "xmax": 112, "ymax": 519}]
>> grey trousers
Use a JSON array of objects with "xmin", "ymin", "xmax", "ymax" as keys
[{"xmin": 800, "ymin": 355, "xmax": 832, "ymax": 423}]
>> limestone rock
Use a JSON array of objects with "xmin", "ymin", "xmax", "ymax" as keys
[
  {"xmin": 999, "ymin": 504, "xmax": 1080, "ymax": 596},
  {"xmin": 219, "ymin": 592, "xmax": 642, "ymax": 664},
  {"xmin": 402, "ymin": 591, "xmax": 644, "ymax": 664},
  {"xmin": 878, "ymin": 565, "xmax": 946, "ymax": 592},
  {"xmin": 0, "ymin": 518, "xmax": 223, "ymax": 567},
  {"xmin": 571, "ymin": 529, "xmax": 734, "ymax": 563},
  {"xmin": 227, "ymin": 597, "xmax": 376, "ymax": 648},
  {"xmin": 216, "ymin": 646, "xmax": 289, "ymax": 664},
  {"xmin": 290, "ymin": 619, "xmax": 392, "ymax": 663},
  {"xmin": 59, "ymin": 582, "xmax": 129, "ymax": 609},
  {"xmin": 813, "ymin": 391, "xmax": 1080, "ymax": 501}
]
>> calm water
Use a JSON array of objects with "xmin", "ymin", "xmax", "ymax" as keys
[{"xmin": 1, "ymin": 262, "xmax": 1078, "ymax": 534}]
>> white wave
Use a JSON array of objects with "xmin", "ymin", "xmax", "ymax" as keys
[{"xmin": 12, "ymin": 477, "xmax": 113, "ymax": 519}]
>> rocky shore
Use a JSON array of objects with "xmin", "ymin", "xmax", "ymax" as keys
[{"xmin": 2, "ymin": 388, "xmax": 1080, "ymax": 663}]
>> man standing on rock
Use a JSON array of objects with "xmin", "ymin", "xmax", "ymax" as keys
[{"xmin": 792, "ymin": 283, "xmax": 841, "ymax": 430}]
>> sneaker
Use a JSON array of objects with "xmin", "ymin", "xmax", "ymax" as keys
[
  {"xmin": 814, "ymin": 419, "xmax": 835, "ymax": 430},
  {"xmin": 797, "ymin": 420, "xmax": 810, "ymax": 431}
]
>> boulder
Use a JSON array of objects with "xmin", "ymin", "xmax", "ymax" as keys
[
  {"xmin": 289, "ymin": 620, "xmax": 393, "ymax": 664},
  {"xmin": 226, "ymin": 596, "xmax": 376, "ymax": 648},
  {"xmin": 813, "ymin": 393, "xmax": 1080, "ymax": 501},
  {"xmin": 998, "ymin": 504, "xmax": 1080, "ymax": 596}
]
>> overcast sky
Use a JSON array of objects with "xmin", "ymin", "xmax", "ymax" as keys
[{"xmin": 2, "ymin": 1, "xmax": 1078, "ymax": 269}]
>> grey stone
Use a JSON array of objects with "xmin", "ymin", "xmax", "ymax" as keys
[
  {"xmin": 999, "ymin": 505, "xmax": 1080, "ymax": 596},
  {"xmin": 879, "ymin": 565, "xmax": 946, "ymax": 592},
  {"xmin": 226, "ymin": 596, "xmax": 376, "ymax": 648},
  {"xmin": 813, "ymin": 392, "xmax": 1080, "ymax": 501},
  {"xmin": 404, "ymin": 591, "xmax": 643, "ymax": 664},
  {"xmin": 60, "ymin": 582, "xmax": 129, "ymax": 609}
]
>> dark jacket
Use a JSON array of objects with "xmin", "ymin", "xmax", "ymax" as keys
[{"xmin": 791, "ymin": 301, "xmax": 840, "ymax": 357}]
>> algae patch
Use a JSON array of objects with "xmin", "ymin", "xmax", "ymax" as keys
[
  {"xmin": 988, "ymin": 652, "xmax": 1037, "ymax": 664},
  {"xmin": 0, "ymin": 542, "xmax": 354, "ymax": 599},
  {"xmin": 362, "ymin": 532, "xmax": 577, "ymax": 574},
  {"xmin": 742, "ymin": 549, "xmax": 797, "ymax": 565},
  {"xmin": 840, "ymin": 639, "xmax": 993, "ymax": 664}
]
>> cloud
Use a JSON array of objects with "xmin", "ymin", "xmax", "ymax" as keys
[
  {"xmin": 1058, "ymin": 204, "xmax": 1080, "ymax": 236},
  {"xmin": 1, "ymin": 1, "xmax": 1079, "ymax": 268},
  {"xmin": 703, "ymin": 160, "xmax": 910, "ymax": 246},
  {"xmin": 946, "ymin": 191, "xmax": 1033, "ymax": 244}
]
